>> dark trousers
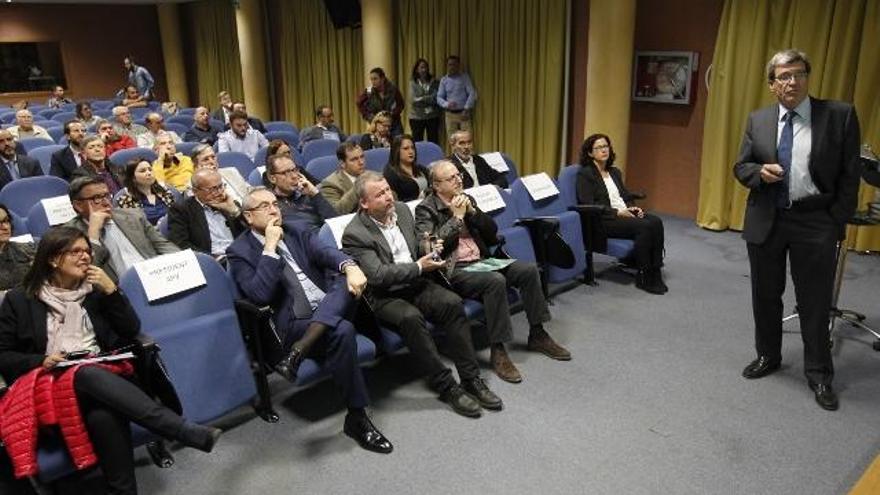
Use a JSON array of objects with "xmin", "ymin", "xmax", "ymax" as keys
[
  {"xmin": 372, "ymin": 279, "xmax": 479, "ymax": 390},
  {"xmin": 603, "ymin": 213, "xmax": 665, "ymax": 269},
  {"xmin": 288, "ymin": 317, "xmax": 369, "ymax": 409},
  {"xmin": 746, "ymin": 208, "xmax": 838, "ymax": 385},
  {"xmin": 73, "ymin": 366, "xmax": 189, "ymax": 495},
  {"xmin": 450, "ymin": 260, "xmax": 550, "ymax": 345},
  {"xmin": 409, "ymin": 118, "xmax": 441, "ymax": 145}
]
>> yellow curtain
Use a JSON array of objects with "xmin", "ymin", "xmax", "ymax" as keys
[
  {"xmin": 274, "ymin": 0, "xmax": 364, "ymax": 134},
  {"xmin": 696, "ymin": 0, "xmax": 880, "ymax": 251},
  {"xmin": 182, "ymin": 0, "xmax": 244, "ymax": 109},
  {"xmin": 393, "ymin": 0, "xmax": 567, "ymax": 176}
]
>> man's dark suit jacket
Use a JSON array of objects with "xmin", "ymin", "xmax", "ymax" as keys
[
  {"xmin": 0, "ymin": 289, "xmax": 140, "ymax": 383},
  {"xmin": 226, "ymin": 220, "xmax": 354, "ymax": 333},
  {"xmin": 342, "ymin": 203, "xmax": 427, "ymax": 305},
  {"xmin": 734, "ymin": 97, "xmax": 861, "ymax": 244},
  {"xmin": 276, "ymin": 189, "xmax": 338, "ymax": 228},
  {"xmin": 449, "ymin": 153, "xmax": 508, "ymax": 189},
  {"xmin": 0, "ymin": 155, "xmax": 43, "ymax": 191},
  {"xmin": 49, "ymin": 146, "xmax": 80, "ymax": 181},
  {"xmin": 167, "ymin": 196, "xmax": 246, "ymax": 255}
]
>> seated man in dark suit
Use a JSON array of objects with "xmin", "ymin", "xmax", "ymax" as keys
[
  {"xmin": 65, "ymin": 177, "xmax": 179, "ymax": 282},
  {"xmin": 448, "ymin": 130, "xmax": 507, "ymax": 189},
  {"xmin": 0, "ymin": 129, "xmax": 43, "ymax": 190},
  {"xmin": 167, "ymin": 169, "xmax": 245, "ymax": 263},
  {"xmin": 227, "ymin": 186, "xmax": 392, "ymax": 454},
  {"xmin": 49, "ymin": 120, "xmax": 87, "ymax": 181},
  {"xmin": 415, "ymin": 161, "xmax": 570, "ymax": 383},
  {"xmin": 184, "ymin": 106, "xmax": 222, "ymax": 145},
  {"xmin": 342, "ymin": 171, "xmax": 503, "ymax": 417},
  {"xmin": 265, "ymin": 154, "xmax": 337, "ymax": 228}
]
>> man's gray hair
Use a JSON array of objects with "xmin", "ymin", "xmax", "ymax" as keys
[
  {"xmin": 112, "ymin": 106, "xmax": 127, "ymax": 117},
  {"xmin": 190, "ymin": 143, "xmax": 212, "ymax": 161},
  {"xmin": 448, "ymin": 129, "xmax": 471, "ymax": 146},
  {"xmin": 242, "ymin": 186, "xmax": 271, "ymax": 211},
  {"xmin": 145, "ymin": 112, "xmax": 162, "ymax": 123},
  {"xmin": 191, "ymin": 168, "xmax": 219, "ymax": 187},
  {"xmin": 95, "ymin": 118, "xmax": 111, "ymax": 129},
  {"xmin": 428, "ymin": 160, "xmax": 455, "ymax": 181},
  {"xmin": 766, "ymin": 49, "xmax": 811, "ymax": 82},
  {"xmin": 354, "ymin": 170, "xmax": 385, "ymax": 201}
]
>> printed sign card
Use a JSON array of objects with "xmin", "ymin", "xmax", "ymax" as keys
[
  {"xmin": 520, "ymin": 173, "xmax": 559, "ymax": 201},
  {"xmin": 464, "ymin": 185, "xmax": 506, "ymax": 212},
  {"xmin": 133, "ymin": 249, "xmax": 207, "ymax": 302},
  {"xmin": 41, "ymin": 196, "xmax": 77, "ymax": 226},
  {"xmin": 479, "ymin": 152, "xmax": 510, "ymax": 172}
]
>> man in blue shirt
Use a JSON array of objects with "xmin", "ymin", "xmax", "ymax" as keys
[{"xmin": 437, "ymin": 55, "xmax": 477, "ymax": 134}]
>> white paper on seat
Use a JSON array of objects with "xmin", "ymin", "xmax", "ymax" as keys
[
  {"xmin": 133, "ymin": 249, "xmax": 207, "ymax": 302},
  {"xmin": 41, "ymin": 196, "xmax": 76, "ymax": 225},
  {"xmin": 479, "ymin": 152, "xmax": 509, "ymax": 172},
  {"xmin": 219, "ymin": 167, "xmax": 246, "ymax": 204},
  {"xmin": 325, "ymin": 213, "xmax": 356, "ymax": 248},
  {"xmin": 464, "ymin": 185, "xmax": 506, "ymax": 212},
  {"xmin": 520, "ymin": 173, "xmax": 559, "ymax": 201},
  {"xmin": 406, "ymin": 199, "xmax": 420, "ymax": 215},
  {"xmin": 10, "ymin": 234, "xmax": 34, "ymax": 244}
]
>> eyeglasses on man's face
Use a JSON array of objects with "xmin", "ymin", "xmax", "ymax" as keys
[
  {"xmin": 271, "ymin": 167, "xmax": 299, "ymax": 177},
  {"xmin": 77, "ymin": 193, "xmax": 112, "ymax": 205},
  {"xmin": 436, "ymin": 172, "xmax": 463, "ymax": 183},
  {"xmin": 775, "ymin": 71, "xmax": 808, "ymax": 83},
  {"xmin": 246, "ymin": 201, "xmax": 281, "ymax": 212},
  {"xmin": 197, "ymin": 183, "xmax": 226, "ymax": 194}
]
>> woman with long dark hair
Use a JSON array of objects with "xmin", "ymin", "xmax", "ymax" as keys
[
  {"xmin": 383, "ymin": 134, "xmax": 430, "ymax": 201},
  {"xmin": 576, "ymin": 133, "xmax": 667, "ymax": 294},
  {"xmin": 116, "ymin": 158, "xmax": 176, "ymax": 225},
  {"xmin": 0, "ymin": 226, "xmax": 220, "ymax": 494},
  {"xmin": 408, "ymin": 58, "xmax": 441, "ymax": 144}
]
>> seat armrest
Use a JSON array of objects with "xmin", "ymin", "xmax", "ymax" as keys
[
  {"xmin": 568, "ymin": 204, "xmax": 605, "ymax": 216},
  {"xmin": 234, "ymin": 299, "xmax": 273, "ymax": 321},
  {"xmin": 629, "ymin": 191, "xmax": 647, "ymax": 201},
  {"xmin": 134, "ymin": 333, "xmax": 159, "ymax": 351}
]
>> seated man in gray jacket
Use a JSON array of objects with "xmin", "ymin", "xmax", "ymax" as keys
[
  {"xmin": 319, "ymin": 142, "xmax": 365, "ymax": 215},
  {"xmin": 65, "ymin": 177, "xmax": 179, "ymax": 282}
]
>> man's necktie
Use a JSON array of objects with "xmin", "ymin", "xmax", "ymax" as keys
[{"xmin": 777, "ymin": 111, "xmax": 796, "ymax": 208}]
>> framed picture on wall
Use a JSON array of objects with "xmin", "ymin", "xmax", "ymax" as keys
[{"xmin": 632, "ymin": 51, "xmax": 699, "ymax": 105}]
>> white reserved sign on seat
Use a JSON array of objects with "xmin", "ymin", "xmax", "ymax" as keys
[
  {"xmin": 479, "ymin": 152, "xmax": 509, "ymax": 172},
  {"xmin": 465, "ymin": 185, "xmax": 506, "ymax": 212},
  {"xmin": 134, "ymin": 249, "xmax": 207, "ymax": 302},
  {"xmin": 10, "ymin": 234, "xmax": 34, "ymax": 244},
  {"xmin": 520, "ymin": 173, "xmax": 559, "ymax": 201},
  {"xmin": 325, "ymin": 213, "xmax": 356, "ymax": 248},
  {"xmin": 406, "ymin": 199, "xmax": 420, "ymax": 215},
  {"xmin": 41, "ymin": 196, "xmax": 77, "ymax": 225}
]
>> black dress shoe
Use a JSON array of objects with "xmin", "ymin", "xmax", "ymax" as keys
[
  {"xmin": 344, "ymin": 415, "xmax": 393, "ymax": 454},
  {"xmin": 636, "ymin": 270, "xmax": 665, "ymax": 295},
  {"xmin": 462, "ymin": 378, "xmax": 503, "ymax": 410},
  {"xmin": 809, "ymin": 382, "xmax": 839, "ymax": 411},
  {"xmin": 741, "ymin": 356, "xmax": 781, "ymax": 379},
  {"xmin": 439, "ymin": 384, "xmax": 482, "ymax": 417},
  {"xmin": 275, "ymin": 346, "xmax": 305, "ymax": 382}
]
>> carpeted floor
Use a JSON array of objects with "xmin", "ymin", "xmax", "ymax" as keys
[{"xmin": 134, "ymin": 215, "xmax": 880, "ymax": 495}]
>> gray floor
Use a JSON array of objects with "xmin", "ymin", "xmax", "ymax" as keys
[{"xmin": 137, "ymin": 215, "xmax": 880, "ymax": 495}]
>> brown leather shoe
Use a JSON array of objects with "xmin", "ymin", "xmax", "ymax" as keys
[
  {"xmin": 491, "ymin": 346, "xmax": 522, "ymax": 383},
  {"xmin": 527, "ymin": 330, "xmax": 571, "ymax": 361}
]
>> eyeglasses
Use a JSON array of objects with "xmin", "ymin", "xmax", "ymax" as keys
[
  {"xmin": 196, "ymin": 183, "xmax": 226, "ymax": 194},
  {"xmin": 775, "ymin": 71, "xmax": 808, "ymax": 83},
  {"xmin": 592, "ymin": 145, "xmax": 611, "ymax": 151},
  {"xmin": 435, "ymin": 172, "xmax": 463, "ymax": 183},
  {"xmin": 61, "ymin": 248, "xmax": 91, "ymax": 258},
  {"xmin": 271, "ymin": 167, "xmax": 299, "ymax": 177},
  {"xmin": 245, "ymin": 201, "xmax": 280, "ymax": 212},
  {"xmin": 77, "ymin": 193, "xmax": 111, "ymax": 204}
]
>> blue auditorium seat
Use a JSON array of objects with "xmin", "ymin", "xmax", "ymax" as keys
[
  {"xmin": 415, "ymin": 141, "xmax": 444, "ymax": 167},
  {"xmin": 27, "ymin": 144, "xmax": 66, "ymax": 175},
  {"xmin": 0, "ymin": 176, "xmax": 69, "ymax": 217},
  {"xmin": 301, "ymin": 138, "xmax": 339, "ymax": 165},
  {"xmin": 364, "ymin": 148, "xmax": 389, "ymax": 173},
  {"xmin": 306, "ymin": 155, "xmax": 339, "ymax": 182},
  {"xmin": 217, "ymin": 151, "xmax": 256, "ymax": 179}
]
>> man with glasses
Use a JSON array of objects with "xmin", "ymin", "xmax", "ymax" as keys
[
  {"xmin": 734, "ymin": 49, "xmax": 861, "ymax": 411},
  {"xmin": 65, "ymin": 177, "xmax": 179, "ymax": 282},
  {"xmin": 265, "ymin": 154, "xmax": 336, "ymax": 228},
  {"xmin": 319, "ymin": 142, "xmax": 365, "ymax": 215},
  {"xmin": 227, "ymin": 187, "xmax": 393, "ymax": 454},
  {"xmin": 217, "ymin": 111, "xmax": 268, "ymax": 160},
  {"xmin": 190, "ymin": 144, "xmax": 250, "ymax": 202},
  {"xmin": 137, "ymin": 112, "xmax": 181, "ymax": 149},
  {"xmin": 49, "ymin": 121, "xmax": 87, "ymax": 181},
  {"xmin": 415, "ymin": 161, "xmax": 570, "ymax": 383},
  {"xmin": 112, "ymin": 106, "xmax": 148, "ymax": 141},
  {"xmin": 167, "ymin": 169, "xmax": 245, "ymax": 263},
  {"xmin": 0, "ymin": 129, "xmax": 43, "ymax": 191},
  {"xmin": 448, "ymin": 130, "xmax": 507, "ymax": 189}
]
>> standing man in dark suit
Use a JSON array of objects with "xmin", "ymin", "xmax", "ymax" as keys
[
  {"xmin": 734, "ymin": 49, "xmax": 861, "ymax": 411},
  {"xmin": 167, "ymin": 169, "xmax": 246, "ymax": 263},
  {"xmin": 342, "ymin": 171, "xmax": 503, "ymax": 417},
  {"xmin": 226, "ymin": 187, "xmax": 392, "ymax": 454},
  {"xmin": 0, "ymin": 130, "xmax": 43, "ymax": 191},
  {"xmin": 49, "ymin": 120, "xmax": 87, "ymax": 181},
  {"xmin": 448, "ymin": 130, "xmax": 507, "ymax": 189}
]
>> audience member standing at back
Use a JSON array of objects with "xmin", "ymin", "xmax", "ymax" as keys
[
  {"xmin": 437, "ymin": 55, "xmax": 477, "ymax": 134},
  {"xmin": 408, "ymin": 58, "xmax": 441, "ymax": 145},
  {"xmin": 357, "ymin": 67, "xmax": 405, "ymax": 137},
  {"xmin": 124, "ymin": 55, "xmax": 155, "ymax": 101}
]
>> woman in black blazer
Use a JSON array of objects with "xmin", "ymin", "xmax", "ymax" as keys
[
  {"xmin": 576, "ymin": 133, "xmax": 667, "ymax": 294},
  {"xmin": 0, "ymin": 226, "xmax": 220, "ymax": 494},
  {"xmin": 384, "ymin": 134, "xmax": 430, "ymax": 202}
]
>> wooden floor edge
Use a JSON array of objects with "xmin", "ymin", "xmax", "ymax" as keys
[{"xmin": 849, "ymin": 453, "xmax": 880, "ymax": 495}]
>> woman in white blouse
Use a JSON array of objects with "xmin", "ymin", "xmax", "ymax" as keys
[{"xmin": 575, "ymin": 133, "xmax": 667, "ymax": 294}]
